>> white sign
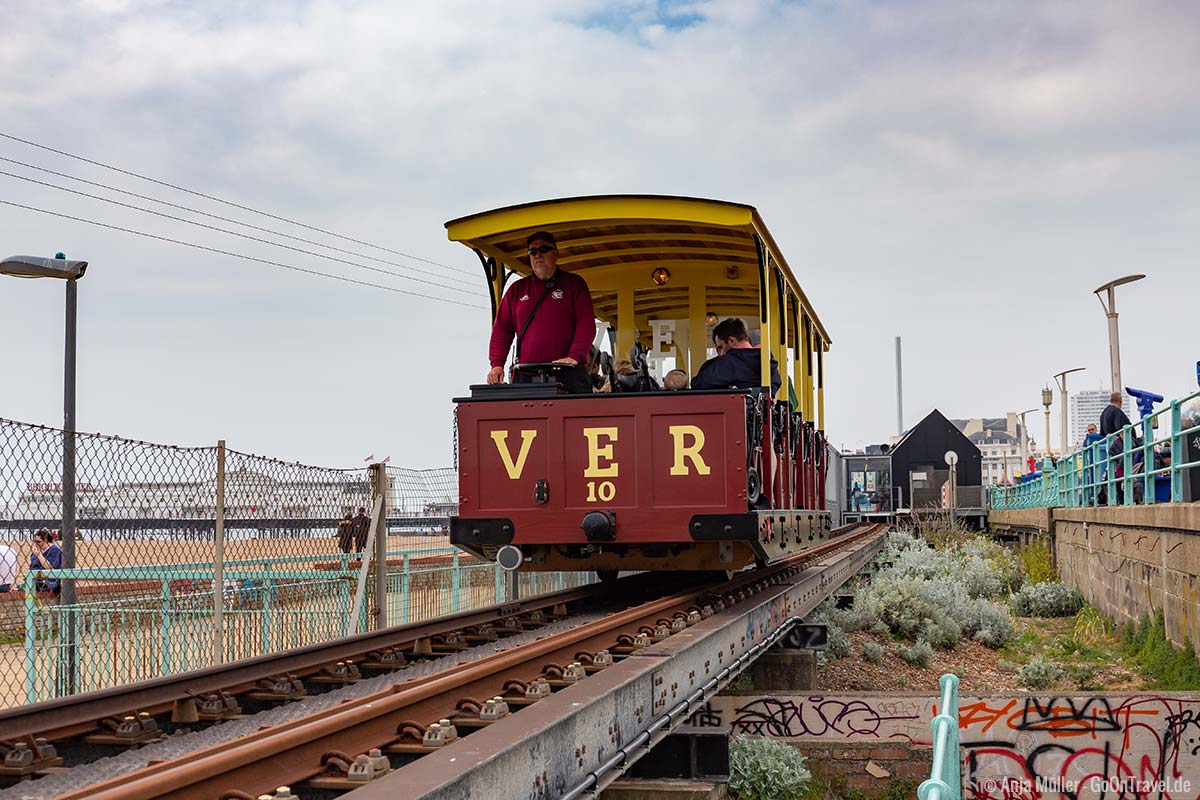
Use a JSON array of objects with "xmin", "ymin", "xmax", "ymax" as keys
[{"xmin": 649, "ymin": 319, "xmax": 675, "ymax": 361}]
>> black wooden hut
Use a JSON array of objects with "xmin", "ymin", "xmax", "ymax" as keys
[{"xmin": 890, "ymin": 409, "xmax": 983, "ymax": 510}]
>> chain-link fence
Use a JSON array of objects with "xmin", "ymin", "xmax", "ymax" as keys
[{"xmin": 0, "ymin": 417, "xmax": 590, "ymax": 707}]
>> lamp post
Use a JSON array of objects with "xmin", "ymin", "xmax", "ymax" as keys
[
  {"xmin": 1094, "ymin": 275, "xmax": 1145, "ymax": 410},
  {"xmin": 1, "ymin": 253, "xmax": 88, "ymax": 694},
  {"xmin": 1053, "ymin": 367, "xmax": 1086, "ymax": 456},
  {"xmin": 1016, "ymin": 407, "xmax": 1038, "ymax": 473},
  {"xmin": 1041, "ymin": 387, "xmax": 1054, "ymax": 458}
]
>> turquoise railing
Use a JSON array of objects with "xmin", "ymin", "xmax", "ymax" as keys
[
  {"xmin": 11, "ymin": 547, "xmax": 593, "ymax": 706},
  {"xmin": 918, "ymin": 673, "xmax": 961, "ymax": 800},
  {"xmin": 990, "ymin": 388, "xmax": 1200, "ymax": 510}
]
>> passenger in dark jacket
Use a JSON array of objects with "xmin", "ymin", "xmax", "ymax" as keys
[{"xmin": 691, "ymin": 317, "xmax": 781, "ymax": 397}]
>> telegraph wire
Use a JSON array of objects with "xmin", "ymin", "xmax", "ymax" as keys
[
  {"xmin": 0, "ymin": 155, "xmax": 480, "ymax": 290},
  {"xmin": 0, "ymin": 169, "xmax": 486, "ymax": 298},
  {"xmin": 0, "ymin": 130, "xmax": 471, "ymax": 275},
  {"xmin": 0, "ymin": 199, "xmax": 488, "ymax": 310}
]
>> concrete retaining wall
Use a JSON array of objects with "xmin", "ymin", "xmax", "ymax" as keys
[
  {"xmin": 691, "ymin": 691, "xmax": 1200, "ymax": 798},
  {"xmin": 1056, "ymin": 505, "xmax": 1200, "ymax": 652},
  {"xmin": 989, "ymin": 503, "xmax": 1200, "ymax": 656}
]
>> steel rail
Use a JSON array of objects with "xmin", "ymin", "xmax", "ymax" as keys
[
  {"xmin": 56, "ymin": 524, "xmax": 884, "ymax": 800},
  {"xmin": 375, "ymin": 524, "xmax": 890, "ymax": 800},
  {"xmin": 0, "ymin": 579, "xmax": 611, "ymax": 742}
]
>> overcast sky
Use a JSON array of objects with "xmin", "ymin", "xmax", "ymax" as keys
[{"xmin": 2, "ymin": 0, "xmax": 1197, "ymax": 468}]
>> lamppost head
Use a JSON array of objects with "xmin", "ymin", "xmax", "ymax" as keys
[
  {"xmin": 1041, "ymin": 387, "xmax": 1053, "ymax": 408},
  {"xmin": 1, "ymin": 255, "xmax": 87, "ymax": 280}
]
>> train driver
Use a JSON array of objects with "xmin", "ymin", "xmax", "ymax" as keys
[
  {"xmin": 486, "ymin": 231, "xmax": 596, "ymax": 394},
  {"xmin": 691, "ymin": 317, "xmax": 781, "ymax": 397}
]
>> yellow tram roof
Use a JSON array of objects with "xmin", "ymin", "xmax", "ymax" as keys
[{"xmin": 445, "ymin": 194, "xmax": 830, "ymax": 346}]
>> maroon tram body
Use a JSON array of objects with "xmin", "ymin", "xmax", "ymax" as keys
[{"xmin": 452, "ymin": 389, "xmax": 829, "ymax": 573}]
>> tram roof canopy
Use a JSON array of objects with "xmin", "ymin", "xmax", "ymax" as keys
[{"xmin": 445, "ymin": 194, "xmax": 830, "ymax": 346}]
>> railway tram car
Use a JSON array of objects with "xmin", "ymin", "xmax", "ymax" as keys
[{"xmin": 447, "ymin": 195, "xmax": 832, "ymax": 576}]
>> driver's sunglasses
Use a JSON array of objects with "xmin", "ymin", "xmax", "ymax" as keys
[{"xmin": 527, "ymin": 245, "xmax": 557, "ymax": 256}]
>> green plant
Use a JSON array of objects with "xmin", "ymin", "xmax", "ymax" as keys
[
  {"xmin": 729, "ymin": 735, "xmax": 811, "ymax": 800},
  {"xmin": 899, "ymin": 638, "xmax": 933, "ymax": 667},
  {"xmin": 1011, "ymin": 582, "xmax": 1083, "ymax": 617},
  {"xmin": 1067, "ymin": 664, "xmax": 1099, "ymax": 690},
  {"xmin": 862, "ymin": 641, "xmax": 884, "ymax": 664},
  {"xmin": 1073, "ymin": 606, "xmax": 1112, "ymax": 644},
  {"xmin": 1121, "ymin": 609, "xmax": 1200, "ymax": 690},
  {"xmin": 1019, "ymin": 537, "xmax": 1056, "ymax": 584},
  {"xmin": 1017, "ymin": 656, "xmax": 1065, "ymax": 688}
]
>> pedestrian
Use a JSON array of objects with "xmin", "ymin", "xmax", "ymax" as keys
[
  {"xmin": 1100, "ymin": 390, "xmax": 1138, "ymax": 504},
  {"xmin": 0, "ymin": 541, "xmax": 18, "ymax": 593},
  {"xmin": 336, "ymin": 513, "xmax": 354, "ymax": 554},
  {"xmin": 30, "ymin": 529, "xmax": 62, "ymax": 595},
  {"xmin": 351, "ymin": 507, "xmax": 371, "ymax": 552}
]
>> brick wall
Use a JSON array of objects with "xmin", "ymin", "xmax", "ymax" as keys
[{"xmin": 799, "ymin": 741, "xmax": 930, "ymax": 794}]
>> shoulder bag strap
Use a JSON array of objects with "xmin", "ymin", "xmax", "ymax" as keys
[{"xmin": 514, "ymin": 277, "xmax": 557, "ymax": 365}]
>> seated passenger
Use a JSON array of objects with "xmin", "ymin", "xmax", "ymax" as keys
[
  {"xmin": 663, "ymin": 369, "xmax": 689, "ymax": 390},
  {"xmin": 691, "ymin": 318, "xmax": 781, "ymax": 396}
]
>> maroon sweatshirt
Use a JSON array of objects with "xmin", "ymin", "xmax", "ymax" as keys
[{"xmin": 489, "ymin": 269, "xmax": 595, "ymax": 368}]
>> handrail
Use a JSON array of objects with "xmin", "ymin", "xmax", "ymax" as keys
[
  {"xmin": 991, "ymin": 388, "xmax": 1200, "ymax": 509},
  {"xmin": 917, "ymin": 673, "xmax": 960, "ymax": 800}
]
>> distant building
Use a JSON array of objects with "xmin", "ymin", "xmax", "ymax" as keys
[
  {"xmin": 950, "ymin": 414, "xmax": 1029, "ymax": 486},
  {"xmin": 1071, "ymin": 389, "xmax": 1135, "ymax": 448}
]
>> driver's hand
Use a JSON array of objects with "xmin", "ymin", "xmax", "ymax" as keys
[
  {"xmin": 486, "ymin": 366, "xmax": 505, "ymax": 384},
  {"xmin": 552, "ymin": 357, "xmax": 578, "ymax": 366}
]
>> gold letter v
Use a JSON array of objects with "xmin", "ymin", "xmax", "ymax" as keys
[{"xmin": 490, "ymin": 429, "xmax": 538, "ymax": 480}]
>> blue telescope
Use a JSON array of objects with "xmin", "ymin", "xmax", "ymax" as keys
[{"xmin": 1125, "ymin": 387, "xmax": 1164, "ymax": 421}]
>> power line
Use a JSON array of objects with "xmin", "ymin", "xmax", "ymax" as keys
[
  {"xmin": 0, "ymin": 130, "xmax": 471, "ymax": 274},
  {"xmin": 0, "ymin": 168, "xmax": 485, "ymax": 298},
  {"xmin": 0, "ymin": 199, "xmax": 488, "ymax": 310},
  {"xmin": 0, "ymin": 155, "xmax": 480, "ymax": 289}
]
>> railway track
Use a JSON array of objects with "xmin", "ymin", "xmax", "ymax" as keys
[{"xmin": 0, "ymin": 523, "xmax": 889, "ymax": 800}]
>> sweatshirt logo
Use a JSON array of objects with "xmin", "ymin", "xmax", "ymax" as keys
[
  {"xmin": 551, "ymin": 289, "xmax": 564, "ymax": 300},
  {"xmin": 519, "ymin": 294, "xmax": 529, "ymax": 302}
]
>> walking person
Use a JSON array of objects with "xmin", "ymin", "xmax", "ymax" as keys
[
  {"xmin": 336, "ymin": 513, "xmax": 354, "ymax": 554},
  {"xmin": 351, "ymin": 507, "xmax": 371, "ymax": 552}
]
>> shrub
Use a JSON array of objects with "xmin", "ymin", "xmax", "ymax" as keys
[
  {"xmin": 1011, "ymin": 583, "xmax": 1083, "ymax": 617},
  {"xmin": 728, "ymin": 735, "xmax": 811, "ymax": 800},
  {"xmin": 1019, "ymin": 537, "xmax": 1056, "ymax": 584},
  {"xmin": 966, "ymin": 599, "xmax": 1014, "ymax": 649},
  {"xmin": 922, "ymin": 617, "xmax": 963, "ymax": 650},
  {"xmin": 827, "ymin": 623, "xmax": 853, "ymax": 659},
  {"xmin": 960, "ymin": 556, "xmax": 1002, "ymax": 599},
  {"xmin": 1122, "ymin": 609, "xmax": 1200, "ymax": 690},
  {"xmin": 1017, "ymin": 656, "xmax": 1064, "ymax": 689},
  {"xmin": 862, "ymin": 641, "xmax": 884, "ymax": 664},
  {"xmin": 899, "ymin": 638, "xmax": 933, "ymax": 667}
]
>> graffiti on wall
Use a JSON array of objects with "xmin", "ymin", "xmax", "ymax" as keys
[{"xmin": 689, "ymin": 694, "xmax": 1200, "ymax": 799}]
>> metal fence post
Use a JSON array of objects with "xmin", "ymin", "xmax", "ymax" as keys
[
  {"xmin": 160, "ymin": 578, "xmax": 172, "ymax": 674},
  {"xmin": 1171, "ymin": 400, "xmax": 1183, "ymax": 503},
  {"xmin": 213, "ymin": 440, "xmax": 226, "ymax": 665},
  {"xmin": 401, "ymin": 554, "xmax": 410, "ymax": 624},
  {"xmin": 372, "ymin": 464, "xmax": 389, "ymax": 631},
  {"xmin": 451, "ymin": 552, "xmax": 461, "ymax": 613}
]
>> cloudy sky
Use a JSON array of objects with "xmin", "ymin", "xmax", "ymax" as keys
[{"xmin": 1, "ymin": 0, "xmax": 1197, "ymax": 468}]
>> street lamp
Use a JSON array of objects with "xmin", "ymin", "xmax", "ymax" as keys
[
  {"xmin": 1094, "ymin": 275, "xmax": 1145, "ymax": 410},
  {"xmin": 1041, "ymin": 387, "xmax": 1054, "ymax": 459},
  {"xmin": 1053, "ymin": 367, "xmax": 1086, "ymax": 456},
  {"xmin": 1, "ymin": 253, "xmax": 88, "ymax": 694},
  {"xmin": 1016, "ymin": 407, "xmax": 1038, "ymax": 473}
]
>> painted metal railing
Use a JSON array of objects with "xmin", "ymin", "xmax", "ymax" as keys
[
  {"xmin": 991, "ymin": 389, "xmax": 1200, "ymax": 509},
  {"xmin": 11, "ymin": 547, "xmax": 593, "ymax": 705},
  {"xmin": 918, "ymin": 673, "xmax": 961, "ymax": 800}
]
